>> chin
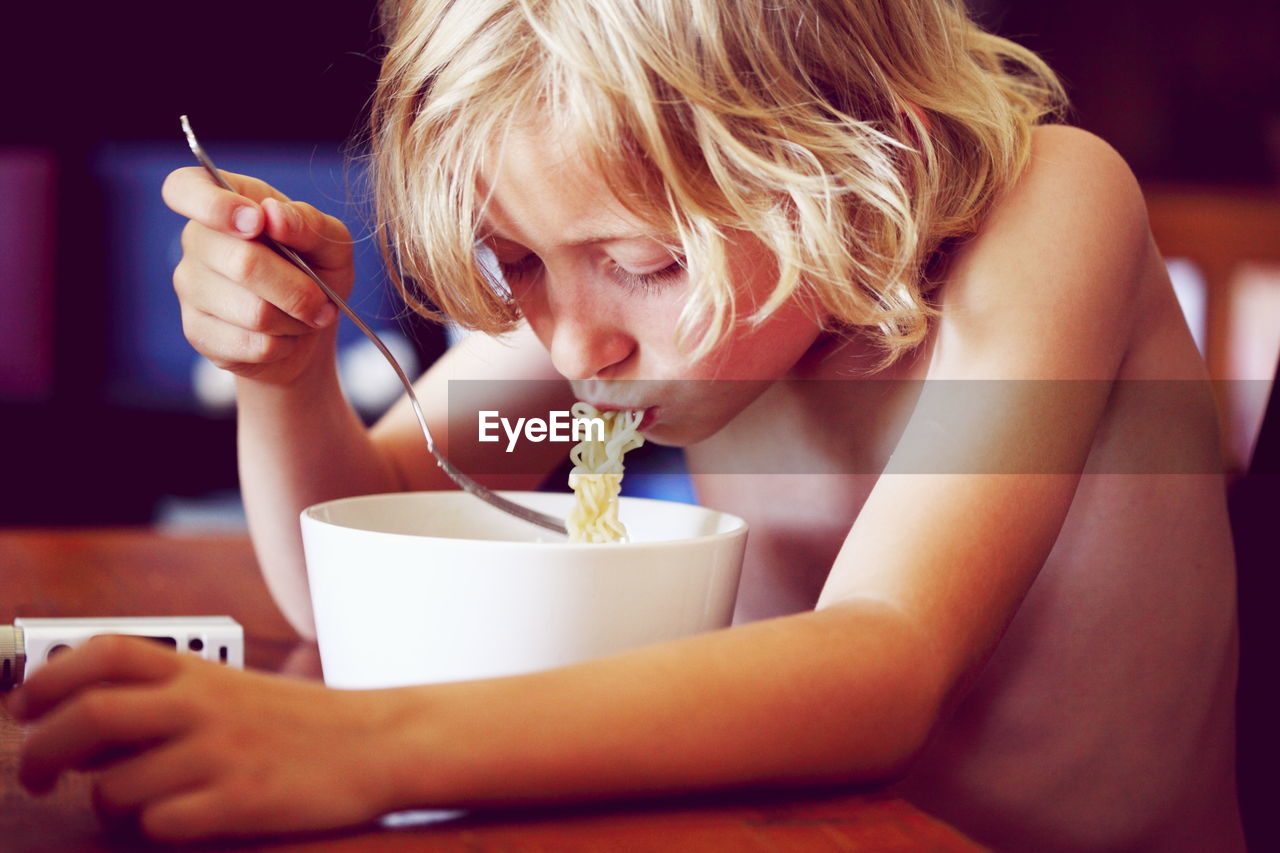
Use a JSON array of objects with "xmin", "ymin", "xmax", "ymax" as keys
[
  {"xmin": 638, "ymin": 410, "xmax": 735, "ymax": 448},
  {"xmin": 637, "ymin": 425, "xmax": 697, "ymax": 448}
]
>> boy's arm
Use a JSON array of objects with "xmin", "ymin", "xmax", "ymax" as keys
[
  {"xmin": 9, "ymin": 605, "xmax": 937, "ymax": 840},
  {"xmin": 234, "ymin": 358, "xmax": 402, "ymax": 639},
  {"xmin": 817, "ymin": 126, "xmax": 1149, "ymax": 691},
  {"xmin": 389, "ymin": 601, "xmax": 939, "ymax": 807},
  {"xmin": 239, "ymin": 323, "xmax": 570, "ymax": 639},
  {"xmin": 162, "ymin": 169, "xmax": 571, "ymax": 640}
]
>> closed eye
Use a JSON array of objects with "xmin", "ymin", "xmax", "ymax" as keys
[
  {"xmin": 495, "ymin": 254, "xmax": 686, "ymax": 294},
  {"xmin": 496, "ymin": 255, "xmax": 543, "ymax": 283},
  {"xmin": 611, "ymin": 258, "xmax": 686, "ymax": 294}
]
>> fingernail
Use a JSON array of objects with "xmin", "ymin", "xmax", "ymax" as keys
[
  {"xmin": 283, "ymin": 201, "xmax": 303, "ymax": 233},
  {"xmin": 312, "ymin": 302, "xmax": 338, "ymax": 328},
  {"xmin": 234, "ymin": 205, "xmax": 261, "ymax": 235}
]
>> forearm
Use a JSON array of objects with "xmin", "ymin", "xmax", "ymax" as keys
[
  {"xmin": 236, "ymin": 354, "xmax": 403, "ymax": 639},
  {"xmin": 381, "ymin": 603, "xmax": 945, "ymax": 809}
]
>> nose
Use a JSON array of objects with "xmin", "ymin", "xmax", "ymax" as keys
[
  {"xmin": 516, "ymin": 263, "xmax": 638, "ymax": 380},
  {"xmin": 547, "ymin": 312, "xmax": 636, "ymax": 380}
]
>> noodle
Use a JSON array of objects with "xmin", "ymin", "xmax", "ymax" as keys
[{"xmin": 567, "ymin": 402, "xmax": 644, "ymax": 543}]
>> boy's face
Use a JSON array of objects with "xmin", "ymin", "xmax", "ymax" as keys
[{"xmin": 481, "ymin": 121, "xmax": 824, "ymax": 445}]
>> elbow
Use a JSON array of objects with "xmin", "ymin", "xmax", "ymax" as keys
[
  {"xmin": 802, "ymin": 673, "xmax": 941, "ymax": 788},
  {"xmin": 857, "ymin": 668, "xmax": 944, "ymax": 784},
  {"xmin": 807, "ymin": 602, "xmax": 951, "ymax": 784},
  {"xmin": 872, "ymin": 713, "xmax": 936, "ymax": 784},
  {"xmin": 875, "ymin": 624, "xmax": 953, "ymax": 782},
  {"xmin": 256, "ymin": 564, "xmax": 319, "ymax": 641}
]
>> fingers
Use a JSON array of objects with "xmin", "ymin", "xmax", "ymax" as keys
[
  {"xmin": 138, "ymin": 783, "xmax": 336, "ymax": 843},
  {"xmin": 140, "ymin": 788, "xmax": 229, "ymax": 843},
  {"xmin": 261, "ymin": 197, "xmax": 354, "ymax": 274},
  {"xmin": 11, "ymin": 635, "xmax": 181, "ymax": 723},
  {"xmin": 18, "ymin": 682, "xmax": 194, "ymax": 794},
  {"xmin": 179, "ymin": 307, "xmax": 304, "ymax": 373},
  {"xmin": 162, "ymin": 166, "xmax": 293, "ymax": 227},
  {"xmin": 163, "ymin": 167, "xmax": 353, "ymax": 274},
  {"xmin": 162, "ymin": 166, "xmax": 277, "ymax": 237},
  {"xmin": 163, "ymin": 166, "xmax": 354, "ymax": 384},
  {"xmin": 92, "ymin": 740, "xmax": 211, "ymax": 821},
  {"xmin": 14, "ymin": 658, "xmax": 391, "ymax": 843},
  {"xmin": 176, "ymin": 223, "xmax": 336, "ymax": 332}
]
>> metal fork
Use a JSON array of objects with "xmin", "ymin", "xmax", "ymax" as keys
[{"xmin": 180, "ymin": 116, "xmax": 568, "ymax": 537}]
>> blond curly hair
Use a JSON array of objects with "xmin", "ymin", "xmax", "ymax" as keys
[{"xmin": 369, "ymin": 0, "xmax": 1067, "ymax": 366}]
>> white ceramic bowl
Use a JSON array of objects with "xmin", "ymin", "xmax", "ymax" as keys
[{"xmin": 300, "ymin": 491, "xmax": 747, "ymax": 689}]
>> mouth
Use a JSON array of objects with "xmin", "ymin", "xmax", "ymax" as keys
[
  {"xmin": 638, "ymin": 406, "xmax": 658, "ymax": 431},
  {"xmin": 586, "ymin": 402, "xmax": 658, "ymax": 431}
]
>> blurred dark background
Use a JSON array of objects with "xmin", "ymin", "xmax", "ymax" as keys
[
  {"xmin": 1, "ymin": 1, "xmax": 448, "ymax": 525},
  {"xmin": 2, "ymin": 0, "xmax": 1277, "ymax": 526}
]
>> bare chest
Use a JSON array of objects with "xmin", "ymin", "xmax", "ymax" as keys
[{"xmin": 685, "ymin": 373, "xmax": 924, "ymax": 621}]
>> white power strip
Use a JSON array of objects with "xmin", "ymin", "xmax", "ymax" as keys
[{"xmin": 0, "ymin": 617, "xmax": 244, "ymax": 689}]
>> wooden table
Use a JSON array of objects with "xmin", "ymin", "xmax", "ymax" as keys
[{"xmin": 0, "ymin": 528, "xmax": 983, "ymax": 851}]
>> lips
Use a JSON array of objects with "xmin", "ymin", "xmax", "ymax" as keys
[{"xmin": 585, "ymin": 402, "xmax": 658, "ymax": 431}]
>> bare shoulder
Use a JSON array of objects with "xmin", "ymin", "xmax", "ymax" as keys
[
  {"xmin": 1026, "ymin": 124, "xmax": 1147, "ymax": 219},
  {"xmin": 954, "ymin": 124, "xmax": 1150, "ymax": 287},
  {"xmin": 1026, "ymin": 124, "xmax": 1140, "ymax": 180},
  {"xmin": 930, "ymin": 125, "xmax": 1153, "ymax": 380}
]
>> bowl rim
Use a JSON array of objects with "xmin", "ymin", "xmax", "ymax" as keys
[{"xmin": 300, "ymin": 490, "xmax": 749, "ymax": 550}]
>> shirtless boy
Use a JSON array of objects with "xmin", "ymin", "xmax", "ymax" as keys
[{"xmin": 13, "ymin": 2, "xmax": 1243, "ymax": 848}]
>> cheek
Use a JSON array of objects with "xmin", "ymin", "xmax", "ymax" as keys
[
  {"xmin": 687, "ymin": 308, "xmax": 823, "ymax": 381},
  {"xmin": 671, "ymin": 236, "xmax": 819, "ymax": 377},
  {"xmin": 640, "ymin": 378, "xmax": 775, "ymax": 446},
  {"xmin": 507, "ymin": 281, "xmax": 554, "ymax": 346}
]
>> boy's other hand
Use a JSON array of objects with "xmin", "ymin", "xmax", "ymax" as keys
[
  {"xmin": 13, "ymin": 635, "xmax": 404, "ymax": 841},
  {"xmin": 161, "ymin": 167, "xmax": 356, "ymax": 387}
]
